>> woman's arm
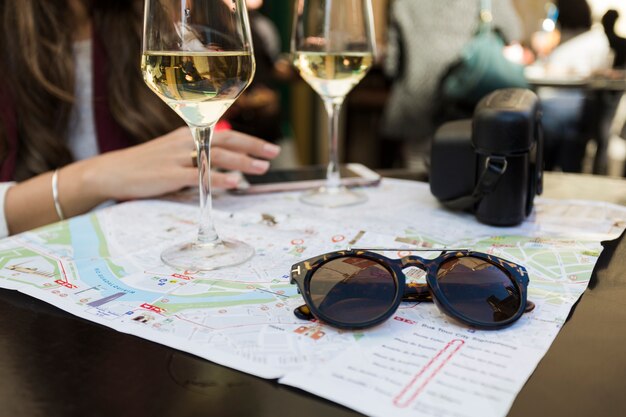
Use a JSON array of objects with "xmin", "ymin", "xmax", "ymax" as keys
[{"xmin": 4, "ymin": 127, "xmax": 280, "ymax": 235}]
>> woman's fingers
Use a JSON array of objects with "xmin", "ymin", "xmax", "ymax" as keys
[
  {"xmin": 97, "ymin": 128, "xmax": 275, "ymax": 200},
  {"xmin": 212, "ymin": 130, "xmax": 281, "ymax": 159},
  {"xmin": 210, "ymin": 171, "xmax": 242, "ymax": 189},
  {"xmin": 166, "ymin": 128, "xmax": 281, "ymax": 171},
  {"xmin": 211, "ymin": 147, "xmax": 271, "ymax": 174}
]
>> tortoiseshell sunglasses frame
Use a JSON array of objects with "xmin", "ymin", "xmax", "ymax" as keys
[{"xmin": 290, "ymin": 249, "xmax": 533, "ymax": 330}]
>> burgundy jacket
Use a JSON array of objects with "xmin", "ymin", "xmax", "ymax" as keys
[{"xmin": 0, "ymin": 33, "xmax": 135, "ymax": 181}]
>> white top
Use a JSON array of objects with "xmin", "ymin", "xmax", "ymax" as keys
[
  {"xmin": 547, "ymin": 25, "xmax": 612, "ymax": 76},
  {"xmin": 0, "ymin": 39, "xmax": 99, "ymax": 238},
  {"xmin": 67, "ymin": 39, "xmax": 99, "ymax": 160}
]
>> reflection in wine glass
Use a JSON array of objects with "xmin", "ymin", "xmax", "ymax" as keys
[
  {"xmin": 142, "ymin": 0, "xmax": 256, "ymax": 270},
  {"xmin": 292, "ymin": 0, "xmax": 376, "ymax": 208}
]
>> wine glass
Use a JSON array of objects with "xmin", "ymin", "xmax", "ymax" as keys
[
  {"xmin": 142, "ymin": 0, "xmax": 256, "ymax": 270},
  {"xmin": 292, "ymin": 0, "xmax": 376, "ymax": 207}
]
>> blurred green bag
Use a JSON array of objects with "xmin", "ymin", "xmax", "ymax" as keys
[{"xmin": 440, "ymin": 1, "xmax": 528, "ymax": 109}]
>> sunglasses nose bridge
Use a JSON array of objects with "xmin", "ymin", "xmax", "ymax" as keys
[{"xmin": 400, "ymin": 256, "xmax": 426, "ymax": 269}]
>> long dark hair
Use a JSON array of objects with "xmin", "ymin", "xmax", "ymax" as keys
[
  {"xmin": 0, "ymin": 0, "xmax": 182, "ymax": 181},
  {"xmin": 556, "ymin": 0, "xmax": 592, "ymax": 31}
]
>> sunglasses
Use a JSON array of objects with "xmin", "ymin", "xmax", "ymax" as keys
[{"xmin": 290, "ymin": 249, "xmax": 535, "ymax": 330}]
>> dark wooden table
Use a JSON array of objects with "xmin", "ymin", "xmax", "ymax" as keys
[{"xmin": 0, "ymin": 173, "xmax": 624, "ymax": 417}]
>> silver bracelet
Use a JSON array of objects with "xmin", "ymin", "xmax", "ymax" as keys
[{"xmin": 51, "ymin": 169, "xmax": 65, "ymax": 221}]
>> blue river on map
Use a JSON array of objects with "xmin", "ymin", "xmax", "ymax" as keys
[{"xmin": 69, "ymin": 216, "xmax": 296, "ymax": 306}]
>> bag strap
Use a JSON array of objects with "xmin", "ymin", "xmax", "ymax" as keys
[
  {"xmin": 442, "ymin": 155, "xmax": 508, "ymax": 210},
  {"xmin": 480, "ymin": 0, "xmax": 492, "ymax": 17},
  {"xmin": 478, "ymin": 0, "xmax": 493, "ymax": 31}
]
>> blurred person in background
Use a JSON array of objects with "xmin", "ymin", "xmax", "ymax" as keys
[
  {"xmin": 226, "ymin": 0, "xmax": 293, "ymax": 143},
  {"xmin": 530, "ymin": 1, "xmax": 561, "ymax": 60},
  {"xmin": 602, "ymin": 9, "xmax": 626, "ymax": 68},
  {"xmin": 538, "ymin": 0, "xmax": 614, "ymax": 172},
  {"xmin": 602, "ymin": 9, "xmax": 626, "ymax": 177},
  {"xmin": 0, "ymin": 0, "xmax": 281, "ymax": 237},
  {"xmin": 381, "ymin": 0, "xmax": 524, "ymax": 174},
  {"xmin": 545, "ymin": 0, "xmax": 611, "ymax": 75}
]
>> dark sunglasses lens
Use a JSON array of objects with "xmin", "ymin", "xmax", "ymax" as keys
[
  {"xmin": 437, "ymin": 256, "xmax": 521, "ymax": 324},
  {"xmin": 309, "ymin": 257, "xmax": 397, "ymax": 326}
]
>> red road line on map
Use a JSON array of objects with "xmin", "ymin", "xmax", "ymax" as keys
[
  {"xmin": 398, "ymin": 303, "xmax": 421, "ymax": 310},
  {"xmin": 16, "ymin": 240, "xmax": 61, "ymax": 261},
  {"xmin": 58, "ymin": 261, "xmax": 69, "ymax": 283},
  {"xmin": 173, "ymin": 314, "xmax": 215, "ymax": 330},
  {"xmin": 171, "ymin": 315, "xmax": 304, "ymax": 331},
  {"xmin": 393, "ymin": 339, "xmax": 465, "ymax": 408},
  {"xmin": 214, "ymin": 322, "xmax": 304, "ymax": 330},
  {"xmin": 142, "ymin": 271, "xmax": 287, "ymax": 285},
  {"xmin": 15, "ymin": 241, "xmax": 70, "ymax": 283}
]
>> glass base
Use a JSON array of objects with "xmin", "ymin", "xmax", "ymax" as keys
[
  {"xmin": 300, "ymin": 186, "xmax": 367, "ymax": 208},
  {"xmin": 161, "ymin": 239, "xmax": 254, "ymax": 271}
]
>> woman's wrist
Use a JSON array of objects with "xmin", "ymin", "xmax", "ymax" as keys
[{"xmin": 58, "ymin": 157, "xmax": 111, "ymax": 217}]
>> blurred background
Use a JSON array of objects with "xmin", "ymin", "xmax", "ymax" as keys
[{"xmin": 239, "ymin": 0, "xmax": 626, "ymax": 177}]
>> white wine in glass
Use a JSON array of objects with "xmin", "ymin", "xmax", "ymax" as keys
[
  {"xmin": 292, "ymin": 0, "xmax": 375, "ymax": 208},
  {"xmin": 294, "ymin": 52, "xmax": 373, "ymax": 100},
  {"xmin": 143, "ymin": 51, "xmax": 254, "ymax": 125},
  {"xmin": 142, "ymin": 0, "xmax": 255, "ymax": 270}
]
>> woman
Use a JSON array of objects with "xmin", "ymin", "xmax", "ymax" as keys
[
  {"xmin": 539, "ymin": 0, "xmax": 613, "ymax": 172},
  {"xmin": 0, "ymin": 0, "xmax": 280, "ymax": 237},
  {"xmin": 603, "ymin": 9, "xmax": 626, "ymax": 68},
  {"xmin": 381, "ymin": 0, "xmax": 523, "ymax": 172}
]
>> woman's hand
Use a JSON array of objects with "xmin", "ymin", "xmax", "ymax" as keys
[
  {"xmin": 211, "ymin": 128, "xmax": 281, "ymax": 187},
  {"xmin": 83, "ymin": 127, "xmax": 281, "ymax": 201},
  {"xmin": 4, "ymin": 128, "xmax": 280, "ymax": 234},
  {"xmin": 4, "ymin": 128, "xmax": 280, "ymax": 235}
]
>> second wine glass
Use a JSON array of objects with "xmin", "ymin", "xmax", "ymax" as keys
[
  {"xmin": 142, "ymin": 0, "xmax": 255, "ymax": 271},
  {"xmin": 292, "ymin": 0, "xmax": 376, "ymax": 208}
]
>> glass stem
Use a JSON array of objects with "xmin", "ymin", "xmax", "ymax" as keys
[
  {"xmin": 323, "ymin": 98, "xmax": 344, "ymax": 190},
  {"xmin": 192, "ymin": 125, "xmax": 219, "ymax": 246}
]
